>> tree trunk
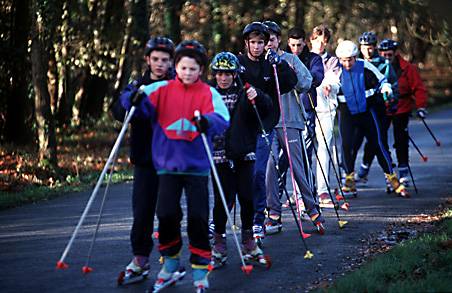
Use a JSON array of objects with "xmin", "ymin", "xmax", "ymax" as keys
[
  {"xmin": 5, "ymin": 0, "xmax": 33, "ymax": 145},
  {"xmin": 294, "ymin": 0, "xmax": 307, "ymax": 29},
  {"xmin": 164, "ymin": 0, "xmax": 184, "ymax": 44},
  {"xmin": 30, "ymin": 0, "xmax": 57, "ymax": 168}
]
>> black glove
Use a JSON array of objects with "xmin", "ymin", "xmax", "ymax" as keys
[
  {"xmin": 192, "ymin": 114, "xmax": 209, "ymax": 133},
  {"xmin": 131, "ymin": 85, "xmax": 146, "ymax": 106},
  {"xmin": 386, "ymin": 97, "xmax": 398, "ymax": 114},
  {"xmin": 265, "ymin": 49, "xmax": 281, "ymax": 65},
  {"xmin": 417, "ymin": 108, "xmax": 427, "ymax": 119}
]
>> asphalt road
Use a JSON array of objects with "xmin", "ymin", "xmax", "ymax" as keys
[{"xmin": 1, "ymin": 108, "xmax": 451, "ymax": 293}]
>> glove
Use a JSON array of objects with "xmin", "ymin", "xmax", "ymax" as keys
[
  {"xmin": 386, "ymin": 96, "xmax": 398, "ymax": 114},
  {"xmin": 417, "ymin": 108, "xmax": 427, "ymax": 119},
  {"xmin": 380, "ymin": 83, "xmax": 393, "ymax": 97},
  {"xmin": 265, "ymin": 49, "xmax": 281, "ymax": 65},
  {"xmin": 192, "ymin": 114, "xmax": 209, "ymax": 133},
  {"xmin": 131, "ymin": 85, "xmax": 146, "ymax": 106}
]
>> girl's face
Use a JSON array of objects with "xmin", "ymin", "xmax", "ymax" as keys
[
  {"xmin": 176, "ymin": 56, "xmax": 202, "ymax": 85},
  {"xmin": 215, "ymin": 72, "xmax": 235, "ymax": 89}
]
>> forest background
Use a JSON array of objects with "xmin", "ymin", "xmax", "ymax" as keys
[{"xmin": 1, "ymin": 0, "xmax": 451, "ymax": 206}]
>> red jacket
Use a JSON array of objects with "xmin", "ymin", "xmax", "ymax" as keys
[{"xmin": 394, "ymin": 54, "xmax": 428, "ymax": 114}]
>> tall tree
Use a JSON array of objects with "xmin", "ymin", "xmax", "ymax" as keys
[
  {"xmin": 30, "ymin": 0, "xmax": 57, "ymax": 167},
  {"xmin": 165, "ymin": 0, "xmax": 184, "ymax": 44}
]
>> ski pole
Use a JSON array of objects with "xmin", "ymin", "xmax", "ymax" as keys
[
  {"xmin": 420, "ymin": 117, "xmax": 441, "ymax": 147},
  {"xmin": 56, "ymin": 87, "xmax": 144, "ymax": 270},
  {"xmin": 406, "ymin": 163, "xmax": 418, "ymax": 194},
  {"xmin": 240, "ymin": 79, "xmax": 313, "ymax": 259},
  {"xmin": 408, "ymin": 135, "xmax": 428, "ymax": 162},
  {"xmin": 194, "ymin": 110, "xmax": 253, "ymax": 275},
  {"xmin": 305, "ymin": 93, "xmax": 350, "ymax": 208},
  {"xmin": 81, "ymin": 110, "xmax": 130, "ymax": 274}
]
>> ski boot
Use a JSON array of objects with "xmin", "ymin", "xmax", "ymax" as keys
[
  {"xmin": 210, "ymin": 233, "xmax": 227, "ymax": 269},
  {"xmin": 252, "ymin": 224, "xmax": 265, "ymax": 248},
  {"xmin": 208, "ymin": 221, "xmax": 215, "ymax": 241},
  {"xmin": 117, "ymin": 256, "xmax": 150, "ymax": 286},
  {"xmin": 151, "ymin": 254, "xmax": 186, "ymax": 293},
  {"xmin": 310, "ymin": 213, "xmax": 326, "ymax": 235},
  {"xmin": 398, "ymin": 166, "xmax": 410, "ymax": 187},
  {"xmin": 193, "ymin": 264, "xmax": 210, "ymax": 293},
  {"xmin": 318, "ymin": 192, "xmax": 335, "ymax": 209},
  {"xmin": 385, "ymin": 172, "xmax": 410, "ymax": 198},
  {"xmin": 264, "ymin": 215, "xmax": 282, "ymax": 235},
  {"xmin": 341, "ymin": 172, "xmax": 357, "ymax": 197},
  {"xmin": 355, "ymin": 163, "xmax": 369, "ymax": 184},
  {"xmin": 242, "ymin": 229, "xmax": 271, "ymax": 269}
]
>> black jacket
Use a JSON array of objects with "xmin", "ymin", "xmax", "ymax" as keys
[
  {"xmin": 237, "ymin": 54, "xmax": 297, "ymax": 132},
  {"xmin": 212, "ymin": 83, "xmax": 272, "ymax": 160}
]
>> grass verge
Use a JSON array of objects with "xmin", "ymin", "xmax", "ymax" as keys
[{"xmin": 322, "ymin": 208, "xmax": 452, "ymax": 293}]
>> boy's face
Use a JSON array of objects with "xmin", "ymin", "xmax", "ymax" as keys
[
  {"xmin": 146, "ymin": 50, "xmax": 172, "ymax": 80},
  {"xmin": 246, "ymin": 36, "xmax": 266, "ymax": 60},
  {"xmin": 360, "ymin": 44, "xmax": 375, "ymax": 60},
  {"xmin": 379, "ymin": 49, "xmax": 395, "ymax": 63},
  {"xmin": 339, "ymin": 56, "xmax": 356, "ymax": 71},
  {"xmin": 288, "ymin": 37, "xmax": 305, "ymax": 55},
  {"xmin": 215, "ymin": 71, "xmax": 235, "ymax": 89},
  {"xmin": 176, "ymin": 56, "xmax": 202, "ymax": 85},
  {"xmin": 266, "ymin": 34, "xmax": 280, "ymax": 51},
  {"xmin": 310, "ymin": 35, "xmax": 328, "ymax": 54}
]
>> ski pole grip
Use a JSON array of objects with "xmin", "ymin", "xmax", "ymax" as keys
[
  {"xmin": 244, "ymin": 82, "xmax": 256, "ymax": 105},
  {"xmin": 194, "ymin": 110, "xmax": 201, "ymax": 120},
  {"xmin": 131, "ymin": 85, "xmax": 146, "ymax": 105}
]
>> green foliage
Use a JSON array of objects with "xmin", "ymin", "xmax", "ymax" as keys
[{"xmin": 324, "ymin": 210, "xmax": 452, "ymax": 293}]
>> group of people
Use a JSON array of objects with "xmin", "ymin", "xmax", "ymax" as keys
[{"xmin": 112, "ymin": 20, "xmax": 428, "ymax": 292}]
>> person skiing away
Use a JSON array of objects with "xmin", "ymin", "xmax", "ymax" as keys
[
  {"xmin": 354, "ymin": 32, "xmax": 400, "ymax": 189},
  {"xmin": 237, "ymin": 21, "xmax": 298, "ymax": 246},
  {"xmin": 208, "ymin": 52, "xmax": 272, "ymax": 269},
  {"xmin": 334, "ymin": 40, "xmax": 408, "ymax": 198},
  {"xmin": 112, "ymin": 36, "xmax": 175, "ymax": 285},
  {"xmin": 309, "ymin": 25, "xmax": 341, "ymax": 208},
  {"xmin": 123, "ymin": 40, "xmax": 230, "ymax": 292},
  {"xmin": 377, "ymin": 38, "xmax": 428, "ymax": 186},
  {"xmin": 262, "ymin": 21, "xmax": 325, "ymax": 235}
]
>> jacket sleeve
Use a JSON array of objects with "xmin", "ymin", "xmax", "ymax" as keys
[
  {"xmin": 309, "ymin": 55, "xmax": 325, "ymax": 88},
  {"xmin": 133, "ymin": 80, "xmax": 169, "ymax": 119},
  {"xmin": 408, "ymin": 64, "xmax": 428, "ymax": 109},
  {"xmin": 275, "ymin": 59, "xmax": 298, "ymax": 94},
  {"xmin": 111, "ymin": 83, "xmax": 137, "ymax": 122},
  {"xmin": 204, "ymin": 87, "xmax": 230, "ymax": 137},
  {"xmin": 292, "ymin": 54, "xmax": 312, "ymax": 93},
  {"xmin": 253, "ymin": 87, "xmax": 273, "ymax": 117}
]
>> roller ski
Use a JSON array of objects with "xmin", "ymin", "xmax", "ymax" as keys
[
  {"xmin": 305, "ymin": 213, "xmax": 326, "ymax": 235},
  {"xmin": 210, "ymin": 233, "xmax": 227, "ymax": 269},
  {"xmin": 264, "ymin": 215, "xmax": 282, "ymax": 235},
  {"xmin": 150, "ymin": 255, "xmax": 186, "ymax": 293},
  {"xmin": 341, "ymin": 172, "xmax": 357, "ymax": 197},
  {"xmin": 193, "ymin": 265, "xmax": 210, "ymax": 293},
  {"xmin": 385, "ymin": 172, "xmax": 410, "ymax": 198},
  {"xmin": 242, "ymin": 230, "xmax": 271, "ymax": 269},
  {"xmin": 355, "ymin": 164, "xmax": 369, "ymax": 184},
  {"xmin": 117, "ymin": 257, "xmax": 150, "ymax": 286},
  {"xmin": 252, "ymin": 224, "xmax": 265, "ymax": 248},
  {"xmin": 334, "ymin": 189, "xmax": 350, "ymax": 211},
  {"xmin": 398, "ymin": 167, "xmax": 410, "ymax": 187}
]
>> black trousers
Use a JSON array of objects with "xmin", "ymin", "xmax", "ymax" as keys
[
  {"xmin": 157, "ymin": 174, "xmax": 211, "ymax": 266},
  {"xmin": 338, "ymin": 103, "xmax": 393, "ymax": 175},
  {"xmin": 212, "ymin": 160, "xmax": 255, "ymax": 235},
  {"xmin": 361, "ymin": 113, "xmax": 410, "ymax": 168},
  {"xmin": 130, "ymin": 164, "xmax": 158, "ymax": 257}
]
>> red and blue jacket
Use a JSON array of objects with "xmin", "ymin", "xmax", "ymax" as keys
[{"xmin": 134, "ymin": 77, "xmax": 230, "ymax": 176}]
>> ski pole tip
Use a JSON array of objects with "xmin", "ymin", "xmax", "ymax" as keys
[
  {"xmin": 422, "ymin": 156, "xmax": 428, "ymax": 162},
  {"xmin": 56, "ymin": 261, "xmax": 69, "ymax": 270},
  {"xmin": 153, "ymin": 231, "xmax": 159, "ymax": 239},
  {"xmin": 82, "ymin": 266, "xmax": 93, "ymax": 274},
  {"xmin": 241, "ymin": 265, "xmax": 253, "ymax": 275},
  {"xmin": 304, "ymin": 250, "xmax": 314, "ymax": 259},
  {"xmin": 436, "ymin": 140, "xmax": 441, "ymax": 147},
  {"xmin": 341, "ymin": 202, "xmax": 350, "ymax": 211},
  {"xmin": 338, "ymin": 220, "xmax": 348, "ymax": 228},
  {"xmin": 302, "ymin": 232, "xmax": 312, "ymax": 239}
]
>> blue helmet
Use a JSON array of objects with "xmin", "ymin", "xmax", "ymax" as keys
[
  {"xmin": 358, "ymin": 32, "xmax": 377, "ymax": 45},
  {"xmin": 378, "ymin": 39, "xmax": 399, "ymax": 51},
  {"xmin": 210, "ymin": 52, "xmax": 241, "ymax": 73}
]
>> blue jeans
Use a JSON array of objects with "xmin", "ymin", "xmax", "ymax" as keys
[{"xmin": 253, "ymin": 131, "xmax": 274, "ymax": 226}]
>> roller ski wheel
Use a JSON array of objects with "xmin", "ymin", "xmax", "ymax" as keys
[
  {"xmin": 151, "ymin": 267, "xmax": 186, "ymax": 293},
  {"xmin": 210, "ymin": 254, "xmax": 227, "ymax": 270},
  {"xmin": 117, "ymin": 261, "xmax": 150, "ymax": 286},
  {"xmin": 396, "ymin": 186, "xmax": 410, "ymax": 198},
  {"xmin": 196, "ymin": 285, "xmax": 207, "ymax": 293},
  {"xmin": 315, "ymin": 222, "xmax": 326, "ymax": 235}
]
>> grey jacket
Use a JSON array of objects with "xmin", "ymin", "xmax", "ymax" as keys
[{"xmin": 275, "ymin": 51, "xmax": 312, "ymax": 130}]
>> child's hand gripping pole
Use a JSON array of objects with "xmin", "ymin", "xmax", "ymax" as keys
[{"xmin": 194, "ymin": 110, "xmax": 253, "ymax": 275}]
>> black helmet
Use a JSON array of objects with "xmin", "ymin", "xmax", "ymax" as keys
[
  {"xmin": 242, "ymin": 22, "xmax": 270, "ymax": 42},
  {"xmin": 378, "ymin": 39, "xmax": 399, "ymax": 51},
  {"xmin": 175, "ymin": 40, "xmax": 208, "ymax": 67},
  {"xmin": 358, "ymin": 32, "xmax": 377, "ymax": 45},
  {"xmin": 263, "ymin": 20, "xmax": 281, "ymax": 36},
  {"xmin": 210, "ymin": 52, "xmax": 241, "ymax": 73},
  {"xmin": 144, "ymin": 37, "xmax": 175, "ymax": 57}
]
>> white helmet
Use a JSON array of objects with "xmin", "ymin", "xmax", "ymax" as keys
[{"xmin": 335, "ymin": 40, "xmax": 358, "ymax": 58}]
